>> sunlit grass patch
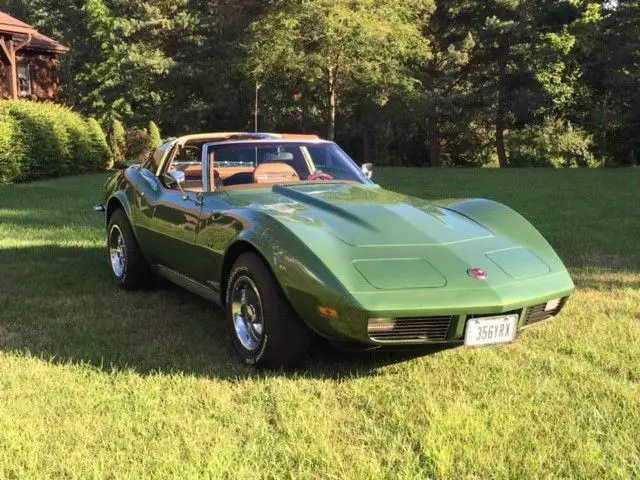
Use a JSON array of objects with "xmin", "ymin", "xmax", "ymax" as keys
[{"xmin": 0, "ymin": 170, "xmax": 639, "ymax": 478}]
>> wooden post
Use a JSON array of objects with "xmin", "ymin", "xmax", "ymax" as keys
[{"xmin": 0, "ymin": 34, "xmax": 33, "ymax": 100}]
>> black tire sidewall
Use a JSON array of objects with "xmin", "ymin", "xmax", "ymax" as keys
[
  {"xmin": 225, "ymin": 252, "xmax": 311, "ymax": 368},
  {"xmin": 107, "ymin": 209, "xmax": 151, "ymax": 290}
]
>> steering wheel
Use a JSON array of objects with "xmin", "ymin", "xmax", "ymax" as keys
[{"xmin": 307, "ymin": 171, "xmax": 333, "ymax": 181}]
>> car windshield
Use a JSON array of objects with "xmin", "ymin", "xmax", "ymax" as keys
[{"xmin": 206, "ymin": 141, "xmax": 370, "ymax": 188}]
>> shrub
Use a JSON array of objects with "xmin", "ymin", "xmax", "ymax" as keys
[
  {"xmin": 0, "ymin": 101, "xmax": 112, "ymax": 186},
  {"xmin": 87, "ymin": 118, "xmax": 112, "ymax": 170},
  {"xmin": 0, "ymin": 115, "xmax": 26, "ymax": 187},
  {"xmin": 125, "ymin": 128, "xmax": 152, "ymax": 164},
  {"xmin": 108, "ymin": 119, "xmax": 127, "ymax": 168},
  {"xmin": 507, "ymin": 118, "xmax": 598, "ymax": 167},
  {"xmin": 148, "ymin": 121, "xmax": 162, "ymax": 150}
]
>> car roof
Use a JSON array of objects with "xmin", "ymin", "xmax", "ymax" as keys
[{"xmin": 174, "ymin": 132, "xmax": 325, "ymax": 146}]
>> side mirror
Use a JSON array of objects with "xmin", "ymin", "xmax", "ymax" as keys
[
  {"xmin": 163, "ymin": 170, "xmax": 188, "ymax": 199},
  {"xmin": 164, "ymin": 170, "xmax": 185, "ymax": 188},
  {"xmin": 361, "ymin": 163, "xmax": 374, "ymax": 179}
]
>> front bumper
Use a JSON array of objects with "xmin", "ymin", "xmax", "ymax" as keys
[{"xmin": 303, "ymin": 271, "xmax": 574, "ymax": 346}]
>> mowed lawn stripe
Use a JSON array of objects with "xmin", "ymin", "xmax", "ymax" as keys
[{"xmin": 0, "ymin": 170, "xmax": 638, "ymax": 479}]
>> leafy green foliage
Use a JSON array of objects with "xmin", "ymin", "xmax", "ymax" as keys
[
  {"xmin": 125, "ymin": 128, "xmax": 152, "ymax": 164},
  {"xmin": 507, "ymin": 118, "xmax": 596, "ymax": 167},
  {"xmin": 148, "ymin": 121, "xmax": 162, "ymax": 150},
  {"xmin": 3, "ymin": 0, "xmax": 640, "ymax": 167},
  {"xmin": 107, "ymin": 119, "xmax": 127, "ymax": 168},
  {"xmin": 0, "ymin": 114, "xmax": 25, "ymax": 186},
  {"xmin": 0, "ymin": 101, "xmax": 111, "ymax": 185},
  {"xmin": 246, "ymin": 0, "xmax": 433, "ymax": 140},
  {"xmin": 87, "ymin": 118, "xmax": 112, "ymax": 170}
]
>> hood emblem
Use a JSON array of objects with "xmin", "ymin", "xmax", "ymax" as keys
[{"xmin": 467, "ymin": 267, "xmax": 488, "ymax": 280}]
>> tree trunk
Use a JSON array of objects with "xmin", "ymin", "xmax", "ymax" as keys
[
  {"xmin": 327, "ymin": 66, "xmax": 336, "ymax": 141},
  {"xmin": 495, "ymin": 35, "xmax": 509, "ymax": 168},
  {"xmin": 362, "ymin": 127, "xmax": 371, "ymax": 164}
]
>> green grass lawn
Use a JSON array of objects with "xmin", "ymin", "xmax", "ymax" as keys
[{"xmin": 1, "ymin": 168, "xmax": 639, "ymax": 478}]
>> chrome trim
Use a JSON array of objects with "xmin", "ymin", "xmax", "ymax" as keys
[
  {"xmin": 108, "ymin": 224, "xmax": 126, "ymax": 279},
  {"xmin": 152, "ymin": 264, "xmax": 221, "ymax": 304},
  {"xmin": 230, "ymin": 275, "xmax": 264, "ymax": 352}
]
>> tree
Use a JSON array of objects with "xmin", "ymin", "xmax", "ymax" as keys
[
  {"xmin": 148, "ymin": 121, "xmax": 162, "ymax": 150},
  {"xmin": 577, "ymin": 0, "xmax": 640, "ymax": 165},
  {"xmin": 108, "ymin": 119, "xmax": 126, "ymax": 168},
  {"xmin": 246, "ymin": 0, "xmax": 433, "ymax": 140},
  {"xmin": 419, "ymin": 2, "xmax": 485, "ymax": 167},
  {"xmin": 3, "ymin": 0, "xmax": 637, "ymax": 167}
]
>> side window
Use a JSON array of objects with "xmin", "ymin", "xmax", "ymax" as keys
[
  {"xmin": 168, "ymin": 143, "xmax": 204, "ymax": 192},
  {"xmin": 147, "ymin": 141, "xmax": 175, "ymax": 174}
]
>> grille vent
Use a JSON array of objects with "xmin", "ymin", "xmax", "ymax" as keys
[
  {"xmin": 523, "ymin": 298, "xmax": 567, "ymax": 326},
  {"xmin": 368, "ymin": 316, "xmax": 453, "ymax": 342}
]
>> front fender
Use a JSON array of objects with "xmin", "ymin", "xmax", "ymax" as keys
[
  {"xmin": 443, "ymin": 198, "xmax": 567, "ymax": 271},
  {"xmin": 224, "ymin": 211, "xmax": 353, "ymax": 340}
]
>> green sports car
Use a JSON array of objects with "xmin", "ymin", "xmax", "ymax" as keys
[{"xmin": 97, "ymin": 132, "xmax": 574, "ymax": 368}]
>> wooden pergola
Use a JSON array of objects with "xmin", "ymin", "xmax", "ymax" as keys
[{"xmin": 0, "ymin": 11, "xmax": 68, "ymax": 100}]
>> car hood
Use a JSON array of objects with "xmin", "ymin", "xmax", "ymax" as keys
[{"xmin": 223, "ymin": 183, "xmax": 493, "ymax": 247}]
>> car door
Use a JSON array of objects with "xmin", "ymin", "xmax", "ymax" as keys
[
  {"xmin": 148, "ymin": 187, "xmax": 202, "ymax": 275},
  {"xmin": 134, "ymin": 142, "xmax": 204, "ymax": 275},
  {"xmin": 190, "ymin": 192, "xmax": 240, "ymax": 294}
]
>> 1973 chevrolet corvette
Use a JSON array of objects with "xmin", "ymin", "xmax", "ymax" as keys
[{"xmin": 96, "ymin": 132, "xmax": 574, "ymax": 367}]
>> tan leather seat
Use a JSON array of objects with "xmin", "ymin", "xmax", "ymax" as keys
[{"xmin": 253, "ymin": 162, "xmax": 299, "ymax": 184}]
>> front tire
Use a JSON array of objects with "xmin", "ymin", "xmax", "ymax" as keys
[
  {"xmin": 225, "ymin": 252, "xmax": 311, "ymax": 368},
  {"xmin": 107, "ymin": 209, "xmax": 153, "ymax": 290}
]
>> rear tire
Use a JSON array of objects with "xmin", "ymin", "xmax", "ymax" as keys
[
  {"xmin": 107, "ymin": 209, "xmax": 153, "ymax": 290},
  {"xmin": 225, "ymin": 252, "xmax": 311, "ymax": 368}
]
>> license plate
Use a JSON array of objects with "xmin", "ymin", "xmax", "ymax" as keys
[{"xmin": 464, "ymin": 314, "xmax": 518, "ymax": 347}]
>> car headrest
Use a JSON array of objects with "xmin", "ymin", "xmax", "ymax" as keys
[
  {"xmin": 264, "ymin": 152, "xmax": 294, "ymax": 162},
  {"xmin": 254, "ymin": 162, "xmax": 300, "ymax": 184}
]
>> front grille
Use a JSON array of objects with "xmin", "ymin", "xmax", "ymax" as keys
[
  {"xmin": 523, "ymin": 298, "xmax": 567, "ymax": 326},
  {"xmin": 368, "ymin": 316, "xmax": 453, "ymax": 342}
]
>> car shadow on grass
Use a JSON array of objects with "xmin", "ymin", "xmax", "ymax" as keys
[{"xmin": 0, "ymin": 245, "xmax": 456, "ymax": 381}]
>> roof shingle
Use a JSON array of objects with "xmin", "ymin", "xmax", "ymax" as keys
[{"xmin": 0, "ymin": 10, "xmax": 69, "ymax": 54}]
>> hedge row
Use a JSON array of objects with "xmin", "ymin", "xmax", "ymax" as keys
[{"xmin": 0, "ymin": 101, "xmax": 112, "ymax": 186}]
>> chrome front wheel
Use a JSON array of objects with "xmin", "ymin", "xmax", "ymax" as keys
[
  {"xmin": 231, "ymin": 275, "xmax": 264, "ymax": 352},
  {"xmin": 225, "ymin": 253, "xmax": 311, "ymax": 368},
  {"xmin": 109, "ymin": 224, "xmax": 126, "ymax": 279}
]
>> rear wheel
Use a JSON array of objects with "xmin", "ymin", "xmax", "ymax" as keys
[
  {"xmin": 107, "ymin": 209, "xmax": 153, "ymax": 290},
  {"xmin": 225, "ymin": 252, "xmax": 311, "ymax": 368}
]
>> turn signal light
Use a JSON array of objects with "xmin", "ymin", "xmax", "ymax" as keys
[{"xmin": 318, "ymin": 306, "xmax": 339, "ymax": 319}]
